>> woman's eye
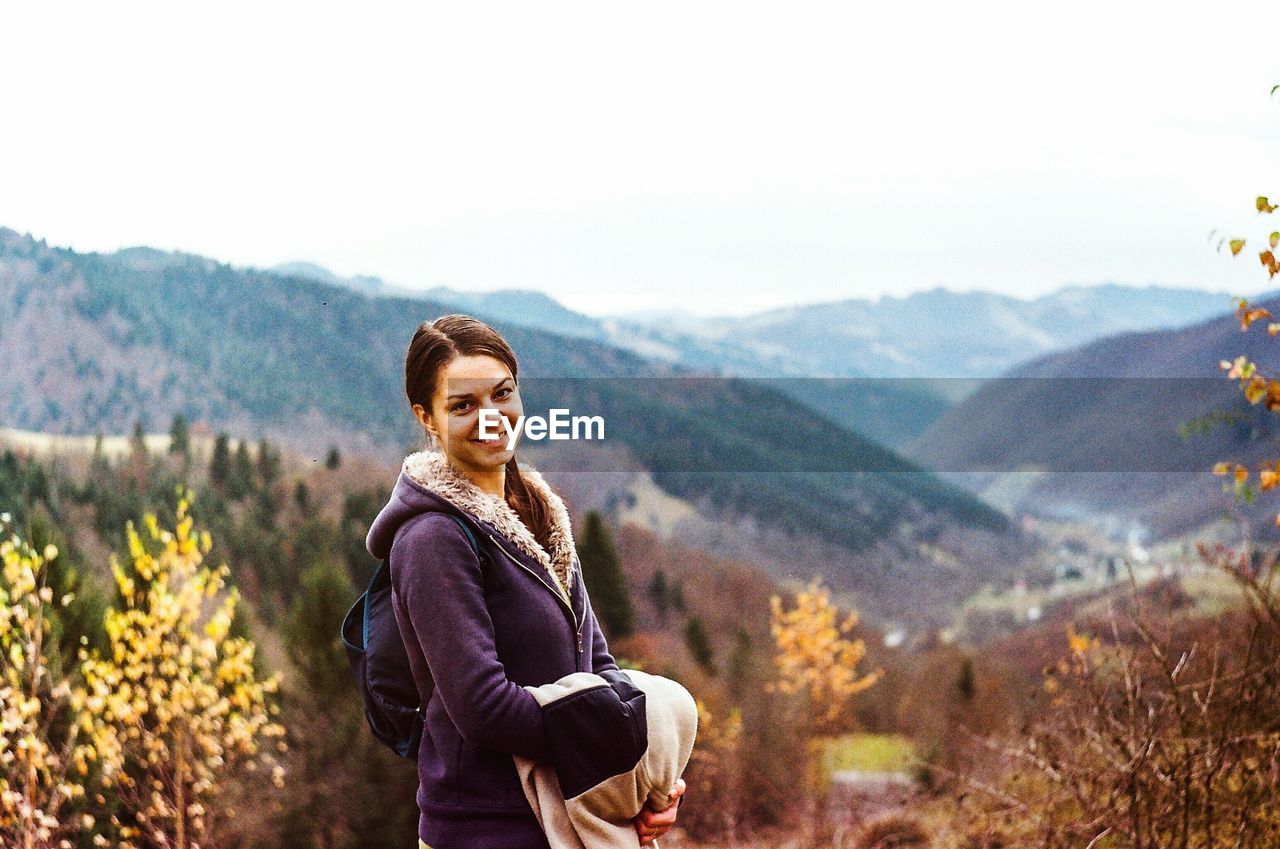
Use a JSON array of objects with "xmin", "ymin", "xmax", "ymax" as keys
[
  {"xmin": 450, "ymin": 401, "xmax": 470, "ymax": 413},
  {"xmin": 496, "ymin": 387, "xmax": 512, "ymax": 399}
]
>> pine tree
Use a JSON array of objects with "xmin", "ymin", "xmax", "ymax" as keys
[
  {"xmin": 293, "ymin": 479, "xmax": 311, "ymax": 517},
  {"xmin": 168, "ymin": 413, "xmax": 190, "ymax": 457},
  {"xmin": 209, "ymin": 433, "xmax": 231, "ymax": 492},
  {"xmin": 726, "ymin": 626, "xmax": 755, "ymax": 700},
  {"xmin": 285, "ymin": 558, "xmax": 355, "ymax": 698},
  {"xmin": 325, "ymin": 446, "xmax": 342, "ymax": 470},
  {"xmin": 670, "ymin": 578, "xmax": 687, "ymax": 613},
  {"xmin": 957, "ymin": 655, "xmax": 976, "ymax": 703},
  {"xmin": 647, "ymin": 568, "xmax": 671, "ymax": 626},
  {"xmin": 257, "ymin": 438, "xmax": 281, "ymax": 487},
  {"xmin": 86, "ymin": 432, "xmax": 111, "ymax": 504},
  {"xmin": 684, "ymin": 616, "xmax": 716, "ymax": 675},
  {"xmin": 127, "ymin": 417, "xmax": 150, "ymax": 490},
  {"xmin": 577, "ymin": 511, "xmax": 635, "ymax": 639},
  {"xmin": 252, "ymin": 485, "xmax": 280, "ymax": 531},
  {"xmin": 130, "ymin": 418, "xmax": 147, "ymax": 456},
  {"xmin": 229, "ymin": 439, "xmax": 254, "ymax": 500}
]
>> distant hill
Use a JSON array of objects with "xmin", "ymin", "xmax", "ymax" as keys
[
  {"xmin": 288, "ymin": 261, "xmax": 1234, "ymax": 449},
  {"xmin": 909, "ymin": 300, "xmax": 1280, "ymax": 540},
  {"xmin": 662, "ymin": 284, "xmax": 1240, "ymax": 380},
  {"xmin": 0, "ymin": 226, "xmax": 1025, "ymax": 626},
  {"xmin": 269, "ymin": 262, "xmax": 392, "ymax": 298}
]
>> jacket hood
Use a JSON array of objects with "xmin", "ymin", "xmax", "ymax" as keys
[{"xmin": 366, "ymin": 449, "xmax": 577, "ymax": 599}]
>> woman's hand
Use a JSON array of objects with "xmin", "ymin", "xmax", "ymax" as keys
[{"xmin": 633, "ymin": 778, "xmax": 685, "ymax": 846}]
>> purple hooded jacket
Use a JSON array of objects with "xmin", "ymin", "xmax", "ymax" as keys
[{"xmin": 366, "ymin": 450, "xmax": 623, "ymax": 849}]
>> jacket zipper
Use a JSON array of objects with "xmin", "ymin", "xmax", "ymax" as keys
[{"xmin": 486, "ymin": 532, "xmax": 584, "ymax": 655}]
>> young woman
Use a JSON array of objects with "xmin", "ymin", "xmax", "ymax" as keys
[{"xmin": 365, "ymin": 314, "xmax": 686, "ymax": 849}]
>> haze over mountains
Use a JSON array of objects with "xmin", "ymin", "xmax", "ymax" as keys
[
  {"xmin": 268, "ymin": 258, "xmax": 1239, "ymax": 451},
  {"xmin": 267, "ymin": 260, "xmax": 1237, "ymax": 380},
  {"xmin": 910, "ymin": 299, "xmax": 1280, "ymax": 541}
]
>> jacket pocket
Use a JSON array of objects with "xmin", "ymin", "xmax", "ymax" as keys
[{"xmin": 453, "ymin": 737, "xmax": 528, "ymax": 810}]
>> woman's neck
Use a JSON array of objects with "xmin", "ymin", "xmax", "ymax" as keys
[{"xmin": 454, "ymin": 458, "xmax": 506, "ymax": 499}]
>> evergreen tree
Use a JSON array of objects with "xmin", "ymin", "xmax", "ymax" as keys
[
  {"xmin": 341, "ymin": 489, "xmax": 386, "ymax": 585},
  {"xmin": 257, "ymin": 438, "xmax": 281, "ymax": 487},
  {"xmin": 647, "ymin": 568, "xmax": 671, "ymax": 626},
  {"xmin": 726, "ymin": 626, "xmax": 754, "ymax": 700},
  {"xmin": 25, "ymin": 458, "xmax": 51, "ymax": 507},
  {"xmin": 0, "ymin": 452, "xmax": 26, "ymax": 527},
  {"xmin": 168, "ymin": 412, "xmax": 190, "ymax": 457},
  {"xmin": 684, "ymin": 616, "xmax": 716, "ymax": 675},
  {"xmin": 294, "ymin": 479, "xmax": 312, "ymax": 517},
  {"xmin": 670, "ymin": 577, "xmax": 687, "ymax": 613},
  {"xmin": 957, "ymin": 655, "xmax": 976, "ymax": 703},
  {"xmin": 210, "ymin": 432, "xmax": 231, "ymax": 491},
  {"xmin": 130, "ymin": 418, "xmax": 147, "ymax": 456},
  {"xmin": 276, "ymin": 547, "xmax": 418, "ymax": 849},
  {"xmin": 325, "ymin": 446, "xmax": 342, "ymax": 470},
  {"xmin": 26, "ymin": 509, "xmax": 110, "ymax": 663},
  {"xmin": 229, "ymin": 439, "xmax": 255, "ymax": 500},
  {"xmin": 285, "ymin": 559, "xmax": 355, "ymax": 697},
  {"xmin": 577, "ymin": 511, "xmax": 635, "ymax": 639},
  {"xmin": 127, "ymin": 417, "xmax": 150, "ymax": 490},
  {"xmin": 252, "ymin": 485, "xmax": 280, "ymax": 531}
]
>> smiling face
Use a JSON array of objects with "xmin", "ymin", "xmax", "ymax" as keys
[{"xmin": 411, "ymin": 353, "xmax": 523, "ymax": 476}]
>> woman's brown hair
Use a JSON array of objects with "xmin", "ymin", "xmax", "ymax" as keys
[{"xmin": 404, "ymin": 314, "xmax": 554, "ymax": 554}]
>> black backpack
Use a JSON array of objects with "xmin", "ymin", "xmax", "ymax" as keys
[{"xmin": 341, "ymin": 513, "xmax": 482, "ymax": 759}]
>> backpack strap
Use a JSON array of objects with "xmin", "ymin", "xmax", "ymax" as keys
[
  {"xmin": 341, "ymin": 511, "xmax": 489, "ymax": 761},
  {"xmin": 446, "ymin": 513, "xmax": 480, "ymax": 556}
]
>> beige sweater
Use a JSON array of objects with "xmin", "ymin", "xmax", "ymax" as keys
[{"xmin": 513, "ymin": 669, "xmax": 698, "ymax": 849}]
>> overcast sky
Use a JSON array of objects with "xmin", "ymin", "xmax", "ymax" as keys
[{"xmin": 2, "ymin": 2, "xmax": 1277, "ymax": 316}]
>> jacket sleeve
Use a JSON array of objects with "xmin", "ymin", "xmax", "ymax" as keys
[
  {"xmin": 389, "ymin": 512, "xmax": 550, "ymax": 762},
  {"xmin": 584, "ymin": 582, "xmax": 621, "ymax": 675}
]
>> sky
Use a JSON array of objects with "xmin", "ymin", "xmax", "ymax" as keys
[{"xmin": 1, "ymin": 1, "xmax": 1278, "ymax": 317}]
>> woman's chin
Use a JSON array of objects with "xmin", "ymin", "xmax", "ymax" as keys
[{"xmin": 465, "ymin": 441, "xmax": 516, "ymax": 466}]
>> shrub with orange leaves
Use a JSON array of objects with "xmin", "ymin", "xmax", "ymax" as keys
[
  {"xmin": 767, "ymin": 577, "xmax": 883, "ymax": 738},
  {"xmin": 1215, "ymin": 129, "xmax": 1280, "ymax": 520},
  {"xmin": 77, "ymin": 492, "xmax": 286, "ymax": 849}
]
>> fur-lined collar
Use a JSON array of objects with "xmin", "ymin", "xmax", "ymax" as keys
[{"xmin": 402, "ymin": 450, "xmax": 576, "ymax": 601}]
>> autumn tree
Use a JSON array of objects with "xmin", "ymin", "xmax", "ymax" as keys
[
  {"xmin": 78, "ymin": 495, "xmax": 286, "ymax": 849},
  {"xmin": 768, "ymin": 577, "xmax": 883, "ymax": 739},
  {"xmin": 0, "ymin": 516, "xmax": 110, "ymax": 849},
  {"xmin": 767, "ymin": 578, "xmax": 883, "ymax": 836}
]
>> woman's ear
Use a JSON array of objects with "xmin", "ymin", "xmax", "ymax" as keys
[
  {"xmin": 412, "ymin": 403, "xmax": 438, "ymax": 443},
  {"xmin": 419, "ymin": 409, "xmax": 445, "ymax": 448}
]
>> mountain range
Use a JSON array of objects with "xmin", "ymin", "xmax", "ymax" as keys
[
  {"xmin": 910, "ymin": 299, "xmax": 1280, "ymax": 541},
  {"xmin": 0, "ymin": 227, "xmax": 1028, "ymax": 627},
  {"xmin": 270, "ymin": 263, "xmax": 1236, "ymax": 450}
]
